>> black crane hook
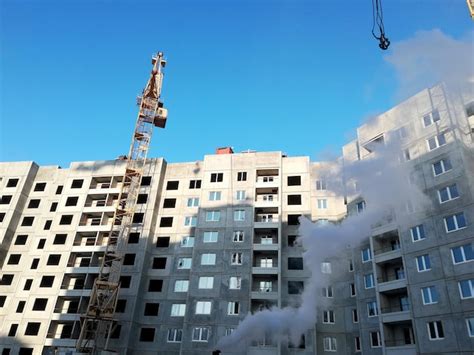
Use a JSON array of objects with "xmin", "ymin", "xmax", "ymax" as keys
[{"xmin": 372, "ymin": 0, "xmax": 390, "ymax": 50}]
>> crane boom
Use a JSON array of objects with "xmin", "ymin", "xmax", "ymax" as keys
[{"xmin": 76, "ymin": 52, "xmax": 168, "ymax": 353}]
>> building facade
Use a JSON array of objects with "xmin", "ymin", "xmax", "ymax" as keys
[{"xmin": 0, "ymin": 84, "xmax": 473, "ymax": 354}]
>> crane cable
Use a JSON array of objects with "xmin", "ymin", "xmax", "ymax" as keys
[{"xmin": 371, "ymin": 0, "xmax": 390, "ymax": 50}]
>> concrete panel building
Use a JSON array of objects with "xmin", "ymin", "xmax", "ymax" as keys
[{"xmin": 0, "ymin": 84, "xmax": 473, "ymax": 354}]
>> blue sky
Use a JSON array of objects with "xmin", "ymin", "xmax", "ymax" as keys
[{"xmin": 0, "ymin": 0, "xmax": 472, "ymax": 167}]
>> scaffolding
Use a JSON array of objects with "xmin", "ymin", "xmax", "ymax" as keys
[{"xmin": 76, "ymin": 52, "xmax": 168, "ymax": 353}]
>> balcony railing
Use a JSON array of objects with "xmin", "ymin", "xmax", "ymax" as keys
[
  {"xmin": 385, "ymin": 339, "xmax": 415, "ymax": 347},
  {"xmin": 256, "ymin": 176, "xmax": 279, "ymax": 184},
  {"xmin": 377, "ymin": 271, "xmax": 405, "ymax": 284},
  {"xmin": 255, "ymin": 215, "xmax": 278, "ymax": 223},
  {"xmin": 381, "ymin": 304, "xmax": 410, "ymax": 314}
]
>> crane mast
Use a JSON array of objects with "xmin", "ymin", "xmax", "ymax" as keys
[{"xmin": 76, "ymin": 52, "xmax": 168, "ymax": 353}]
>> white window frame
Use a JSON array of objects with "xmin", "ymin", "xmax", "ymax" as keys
[
  {"xmin": 364, "ymin": 274, "xmax": 375, "ymax": 289},
  {"xmin": 170, "ymin": 304, "xmax": 186, "ymax": 317},
  {"xmin": 354, "ymin": 336, "xmax": 361, "ymax": 352},
  {"xmin": 323, "ymin": 336, "xmax": 337, "ymax": 352},
  {"xmin": 208, "ymin": 191, "xmax": 221, "ymax": 201},
  {"xmin": 227, "ymin": 301, "xmax": 240, "ymax": 315},
  {"xmin": 416, "ymin": 254, "xmax": 431, "ymax": 272},
  {"xmin": 458, "ymin": 279, "xmax": 474, "ymax": 299},
  {"xmin": 352, "ymin": 309, "xmax": 359, "ymax": 323},
  {"xmin": 322, "ymin": 286, "xmax": 333, "ymax": 298},
  {"xmin": 367, "ymin": 301, "xmax": 378, "ymax": 317},
  {"xmin": 438, "ymin": 184, "xmax": 459, "ymax": 204},
  {"xmin": 174, "ymin": 280, "xmax": 189, "ymax": 292},
  {"xmin": 180, "ymin": 236, "xmax": 194, "ymax": 248},
  {"xmin": 231, "ymin": 252, "xmax": 242, "ymax": 265},
  {"xmin": 410, "ymin": 224, "xmax": 426, "ymax": 242},
  {"xmin": 234, "ymin": 209, "xmax": 245, "ymax": 221},
  {"xmin": 421, "ymin": 286, "xmax": 438, "ymax": 305},
  {"xmin": 225, "ymin": 328, "xmax": 235, "ymax": 336},
  {"xmin": 317, "ymin": 199, "xmax": 328, "ymax": 209},
  {"xmin": 201, "ymin": 253, "xmax": 216, "ymax": 266},
  {"xmin": 361, "ymin": 247, "xmax": 372, "ymax": 263},
  {"xmin": 370, "ymin": 331, "xmax": 382, "ymax": 347},
  {"xmin": 466, "ymin": 317, "xmax": 474, "ymax": 337},
  {"xmin": 167, "ymin": 328, "xmax": 183, "ymax": 343},
  {"xmin": 236, "ymin": 190, "xmax": 246, "ymax": 201},
  {"xmin": 195, "ymin": 301, "xmax": 212, "ymax": 315},
  {"xmin": 192, "ymin": 327, "xmax": 209, "ymax": 342},
  {"xmin": 187, "ymin": 197, "xmax": 199, "ymax": 207},
  {"xmin": 316, "ymin": 179, "xmax": 327, "ymax": 190},
  {"xmin": 322, "ymin": 310, "xmax": 335, "ymax": 324},
  {"xmin": 198, "ymin": 277, "xmax": 214, "ymax": 289},
  {"xmin": 451, "ymin": 244, "xmax": 473, "ymax": 264},
  {"xmin": 229, "ymin": 276, "xmax": 241, "ymax": 290},
  {"xmin": 259, "ymin": 281, "xmax": 272, "ymax": 292},
  {"xmin": 427, "ymin": 321, "xmax": 444, "ymax": 340},
  {"xmin": 432, "ymin": 158, "xmax": 452, "ymax": 176},
  {"xmin": 427, "ymin": 132, "xmax": 447, "ymax": 151},
  {"xmin": 350, "ymin": 283, "xmax": 356, "ymax": 297},
  {"xmin": 184, "ymin": 216, "xmax": 197, "ymax": 227},
  {"xmin": 444, "ymin": 212, "xmax": 467, "ymax": 233},
  {"xmin": 356, "ymin": 201, "xmax": 366, "ymax": 213},
  {"xmin": 206, "ymin": 210, "xmax": 221, "ymax": 222},
  {"xmin": 203, "ymin": 231, "xmax": 218, "ymax": 243},
  {"xmin": 423, "ymin": 109, "xmax": 441, "ymax": 127},
  {"xmin": 233, "ymin": 230, "xmax": 244, "ymax": 242},
  {"xmin": 177, "ymin": 258, "xmax": 192, "ymax": 269},
  {"xmin": 321, "ymin": 262, "xmax": 332, "ymax": 274}
]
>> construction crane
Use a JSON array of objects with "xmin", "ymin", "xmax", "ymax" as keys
[{"xmin": 76, "ymin": 52, "xmax": 168, "ymax": 353}]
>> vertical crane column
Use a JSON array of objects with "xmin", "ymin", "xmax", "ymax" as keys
[{"xmin": 76, "ymin": 52, "xmax": 168, "ymax": 354}]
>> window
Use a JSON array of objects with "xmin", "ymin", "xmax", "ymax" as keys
[
  {"xmin": 287, "ymin": 176, "xmax": 301, "ymax": 186},
  {"xmin": 0, "ymin": 195, "xmax": 12, "ymax": 204},
  {"xmin": 128, "ymin": 232, "xmax": 140, "ymax": 243},
  {"xmin": 427, "ymin": 321, "xmax": 444, "ymax": 340},
  {"xmin": 444, "ymin": 212, "xmax": 467, "ymax": 232},
  {"xmin": 8, "ymin": 324, "xmax": 18, "ymax": 337},
  {"xmin": 192, "ymin": 327, "xmax": 209, "ymax": 342},
  {"xmin": 288, "ymin": 235, "xmax": 297, "ymax": 247},
  {"xmin": 201, "ymin": 253, "xmax": 216, "ymax": 265},
  {"xmin": 163, "ymin": 198, "xmax": 176, "ymax": 208},
  {"xmin": 160, "ymin": 217, "xmax": 173, "ymax": 227},
  {"xmin": 322, "ymin": 310, "xmax": 335, "ymax": 324},
  {"xmin": 423, "ymin": 109, "xmax": 441, "ymax": 127},
  {"xmin": 180, "ymin": 236, "xmax": 194, "ymax": 248},
  {"xmin": 122, "ymin": 254, "xmax": 136, "ymax": 266},
  {"xmin": 432, "ymin": 158, "xmax": 452, "ymax": 176},
  {"xmin": 350, "ymin": 283, "xmax": 356, "ymax": 296},
  {"xmin": 288, "ymin": 257, "xmax": 303, "ymax": 270},
  {"xmin": 59, "ymin": 215, "xmax": 73, "ymax": 225},
  {"xmin": 189, "ymin": 179, "xmax": 201, "ymax": 189},
  {"xmin": 361, "ymin": 247, "xmax": 372, "ymax": 262},
  {"xmin": 55, "ymin": 185, "xmax": 63, "ymax": 194},
  {"xmin": 0, "ymin": 274, "xmax": 14, "ymax": 285},
  {"xmin": 208, "ymin": 191, "xmax": 221, "ymax": 201},
  {"xmin": 21, "ymin": 216, "xmax": 34, "ymax": 226},
  {"xmin": 237, "ymin": 171, "xmax": 247, "ymax": 181},
  {"xmin": 288, "ymin": 214, "xmax": 301, "ymax": 225},
  {"xmin": 233, "ymin": 230, "xmax": 244, "ymax": 242},
  {"xmin": 196, "ymin": 301, "xmax": 212, "ymax": 314},
  {"xmin": 210, "ymin": 173, "xmax": 223, "ymax": 182},
  {"xmin": 141, "ymin": 176, "xmax": 152, "ymax": 186},
  {"xmin": 7, "ymin": 254, "xmax": 21, "ymax": 265},
  {"xmin": 115, "ymin": 299, "xmax": 126, "ymax": 313},
  {"xmin": 177, "ymin": 258, "xmax": 192, "ymax": 269},
  {"xmin": 416, "ymin": 254, "xmax": 431, "ymax": 272},
  {"xmin": 156, "ymin": 236, "xmax": 170, "ymax": 248},
  {"xmin": 65, "ymin": 196, "xmax": 78, "ymax": 207},
  {"xmin": 234, "ymin": 209, "xmax": 245, "ymax": 221},
  {"xmin": 53, "ymin": 234, "xmax": 67, "ymax": 245},
  {"xmin": 167, "ymin": 328, "xmax": 183, "ymax": 343},
  {"xmin": 24, "ymin": 279, "xmax": 33, "ymax": 290},
  {"xmin": 34, "ymin": 182, "xmax": 46, "ymax": 192},
  {"xmin": 466, "ymin": 318, "xmax": 474, "ymax": 337},
  {"xmin": 44, "ymin": 220, "xmax": 52, "ymax": 230},
  {"xmin": 166, "ymin": 181, "xmax": 179, "ymax": 190},
  {"xmin": 31, "ymin": 258, "xmax": 39, "ymax": 269},
  {"xmin": 137, "ymin": 194, "xmax": 148, "ymax": 204},
  {"xmin": 144, "ymin": 303, "xmax": 159, "ymax": 316},
  {"xmin": 132, "ymin": 213, "xmax": 144, "ymax": 224},
  {"xmin": 317, "ymin": 199, "xmax": 327, "ymax": 209},
  {"xmin": 16, "ymin": 301, "xmax": 26, "ymax": 313},
  {"xmin": 203, "ymin": 231, "xmax": 218, "ymax": 243},
  {"xmin": 349, "ymin": 259, "xmax": 354, "ymax": 272},
  {"xmin": 421, "ymin": 286, "xmax": 439, "ymax": 305},
  {"xmin": 25, "ymin": 322, "xmax": 41, "ymax": 336},
  {"xmin": 227, "ymin": 301, "xmax": 240, "ymax": 315},
  {"xmin": 187, "ymin": 197, "xmax": 199, "ymax": 207},
  {"xmin": 14, "ymin": 235, "xmax": 28, "ymax": 245},
  {"xmin": 152, "ymin": 257, "xmax": 167, "ymax": 269},
  {"xmin": 288, "ymin": 281, "xmax": 304, "ymax": 295},
  {"xmin": 119, "ymin": 276, "xmax": 131, "ymax": 288},
  {"xmin": 71, "ymin": 179, "xmax": 84, "ymax": 189},
  {"xmin": 0, "ymin": 213, "xmax": 5, "ymax": 223},
  {"xmin": 236, "ymin": 190, "xmax": 246, "ymax": 200},
  {"xmin": 174, "ymin": 280, "xmax": 189, "ymax": 292},
  {"xmin": 459, "ymin": 279, "xmax": 474, "ymax": 299},
  {"xmin": 364, "ymin": 274, "xmax": 375, "ymax": 288},
  {"xmin": 287, "ymin": 194, "xmax": 302, "ymax": 205},
  {"xmin": 438, "ymin": 184, "xmax": 459, "ymax": 203},
  {"xmin": 148, "ymin": 279, "xmax": 163, "ymax": 292},
  {"xmin": 352, "ymin": 309, "xmax": 359, "ymax": 323},
  {"xmin": 32, "ymin": 298, "xmax": 48, "ymax": 311},
  {"xmin": 27, "ymin": 199, "xmax": 40, "ymax": 208},
  {"xmin": 184, "ymin": 216, "xmax": 197, "ymax": 226},
  {"xmin": 198, "ymin": 277, "xmax": 214, "ymax": 289},
  {"xmin": 231, "ymin": 252, "xmax": 242, "ymax": 265},
  {"xmin": 40, "ymin": 276, "xmax": 54, "ymax": 287},
  {"xmin": 316, "ymin": 179, "xmax": 327, "ymax": 190},
  {"xmin": 354, "ymin": 336, "xmax": 361, "ymax": 352},
  {"xmin": 322, "ymin": 286, "xmax": 333, "ymax": 298},
  {"xmin": 356, "ymin": 201, "xmax": 366, "ymax": 213},
  {"xmin": 139, "ymin": 328, "xmax": 155, "ymax": 342},
  {"xmin": 451, "ymin": 244, "xmax": 474, "ymax": 264},
  {"xmin": 323, "ymin": 337, "xmax": 337, "ymax": 352},
  {"xmin": 0, "ymin": 295, "xmax": 5, "ymax": 307},
  {"xmin": 206, "ymin": 210, "xmax": 221, "ymax": 222},
  {"xmin": 229, "ymin": 277, "xmax": 241, "ymax": 290},
  {"xmin": 370, "ymin": 331, "xmax": 381, "ymax": 347},
  {"xmin": 367, "ymin": 301, "xmax": 378, "ymax": 317},
  {"xmin": 47, "ymin": 254, "xmax": 61, "ymax": 266},
  {"xmin": 411, "ymin": 224, "xmax": 426, "ymax": 242},
  {"xmin": 427, "ymin": 133, "xmax": 447, "ymax": 151},
  {"xmin": 7, "ymin": 178, "xmax": 19, "ymax": 187}
]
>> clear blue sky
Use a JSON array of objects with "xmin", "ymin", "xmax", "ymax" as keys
[{"xmin": 0, "ymin": 0, "xmax": 472, "ymax": 167}]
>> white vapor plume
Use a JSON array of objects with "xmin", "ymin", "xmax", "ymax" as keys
[{"xmin": 217, "ymin": 137, "xmax": 428, "ymax": 351}]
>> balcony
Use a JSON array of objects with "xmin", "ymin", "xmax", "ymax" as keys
[
  {"xmin": 374, "ymin": 247, "xmax": 402, "ymax": 264},
  {"xmin": 83, "ymin": 198, "xmax": 116, "ymax": 213},
  {"xmin": 255, "ymin": 207, "xmax": 279, "ymax": 228},
  {"xmin": 384, "ymin": 322, "xmax": 416, "ymax": 355},
  {"xmin": 253, "ymin": 234, "xmax": 279, "ymax": 251},
  {"xmin": 377, "ymin": 274, "xmax": 407, "ymax": 293}
]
